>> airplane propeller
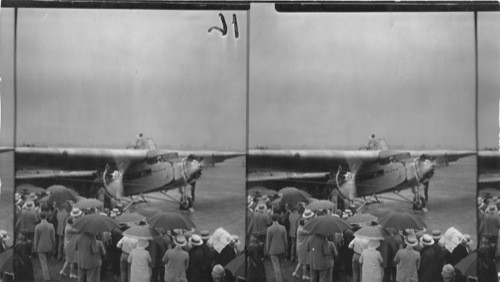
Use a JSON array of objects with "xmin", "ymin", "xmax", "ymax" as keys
[
  {"xmin": 103, "ymin": 161, "xmax": 130, "ymax": 202},
  {"xmin": 335, "ymin": 162, "xmax": 361, "ymax": 206}
]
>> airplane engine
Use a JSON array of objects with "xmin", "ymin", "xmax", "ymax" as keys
[
  {"xmin": 102, "ymin": 164, "xmax": 124, "ymax": 201},
  {"xmin": 414, "ymin": 154, "xmax": 435, "ymax": 183},
  {"xmin": 335, "ymin": 166, "xmax": 357, "ymax": 205}
]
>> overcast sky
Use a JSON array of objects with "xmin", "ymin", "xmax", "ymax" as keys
[
  {"xmin": 249, "ymin": 4, "xmax": 478, "ymax": 150},
  {"xmin": 478, "ymin": 12, "xmax": 500, "ymax": 150},
  {"xmin": 0, "ymin": 8, "xmax": 15, "ymax": 147},
  {"xmin": 8, "ymin": 8, "xmax": 247, "ymax": 150}
]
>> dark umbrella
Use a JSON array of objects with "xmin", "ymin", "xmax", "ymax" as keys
[
  {"xmin": 116, "ymin": 212, "xmax": 146, "ymax": 224},
  {"xmin": 123, "ymin": 225, "xmax": 159, "ymax": 240},
  {"xmin": 278, "ymin": 187, "xmax": 311, "ymax": 207},
  {"xmin": 354, "ymin": 225, "xmax": 390, "ymax": 240},
  {"xmin": 72, "ymin": 214, "xmax": 120, "ymax": 234},
  {"xmin": 479, "ymin": 187, "xmax": 499, "ymax": 197},
  {"xmin": 75, "ymin": 198, "xmax": 104, "ymax": 209},
  {"xmin": 47, "ymin": 185, "xmax": 76, "ymax": 204},
  {"xmin": 0, "ymin": 247, "xmax": 13, "ymax": 273},
  {"xmin": 17, "ymin": 184, "xmax": 46, "ymax": 194},
  {"xmin": 304, "ymin": 215, "xmax": 351, "ymax": 236},
  {"xmin": 379, "ymin": 212, "xmax": 427, "ymax": 230},
  {"xmin": 348, "ymin": 213, "xmax": 378, "ymax": 225},
  {"xmin": 248, "ymin": 187, "xmax": 279, "ymax": 197},
  {"xmin": 225, "ymin": 252, "xmax": 245, "ymax": 279},
  {"xmin": 454, "ymin": 251, "xmax": 476, "ymax": 277},
  {"xmin": 306, "ymin": 200, "xmax": 335, "ymax": 211},
  {"xmin": 148, "ymin": 212, "xmax": 196, "ymax": 230}
]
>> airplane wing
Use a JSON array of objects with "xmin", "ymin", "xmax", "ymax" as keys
[
  {"xmin": 0, "ymin": 147, "xmax": 13, "ymax": 153},
  {"xmin": 162, "ymin": 150, "xmax": 243, "ymax": 165},
  {"xmin": 407, "ymin": 150, "xmax": 476, "ymax": 166},
  {"xmin": 15, "ymin": 147, "xmax": 149, "ymax": 171},
  {"xmin": 478, "ymin": 151, "xmax": 500, "ymax": 189},
  {"xmin": 248, "ymin": 149, "xmax": 475, "ymax": 185},
  {"xmin": 247, "ymin": 149, "xmax": 379, "ymax": 174}
]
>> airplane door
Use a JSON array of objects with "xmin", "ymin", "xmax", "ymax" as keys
[
  {"xmin": 124, "ymin": 161, "xmax": 175, "ymax": 195},
  {"xmin": 357, "ymin": 162, "xmax": 406, "ymax": 195}
]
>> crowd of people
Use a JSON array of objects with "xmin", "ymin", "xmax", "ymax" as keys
[
  {"xmin": 247, "ymin": 193, "xmax": 490, "ymax": 282},
  {"xmin": 13, "ymin": 190, "xmax": 243, "ymax": 282}
]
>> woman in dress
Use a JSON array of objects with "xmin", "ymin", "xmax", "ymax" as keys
[
  {"xmin": 293, "ymin": 216, "xmax": 312, "ymax": 280},
  {"xmin": 60, "ymin": 216, "xmax": 79, "ymax": 278},
  {"xmin": 128, "ymin": 239, "xmax": 152, "ymax": 282}
]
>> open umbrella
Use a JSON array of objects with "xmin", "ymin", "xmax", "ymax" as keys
[
  {"xmin": 306, "ymin": 200, "xmax": 335, "ymax": 211},
  {"xmin": 304, "ymin": 215, "xmax": 351, "ymax": 236},
  {"xmin": 379, "ymin": 212, "xmax": 426, "ymax": 230},
  {"xmin": 75, "ymin": 198, "xmax": 103, "ymax": 209},
  {"xmin": 479, "ymin": 187, "xmax": 499, "ymax": 197},
  {"xmin": 123, "ymin": 225, "xmax": 159, "ymax": 240},
  {"xmin": 0, "ymin": 247, "xmax": 13, "ymax": 273},
  {"xmin": 225, "ymin": 252, "xmax": 245, "ymax": 279},
  {"xmin": 348, "ymin": 213, "xmax": 378, "ymax": 225},
  {"xmin": 47, "ymin": 185, "xmax": 76, "ymax": 204},
  {"xmin": 248, "ymin": 187, "xmax": 279, "ymax": 197},
  {"xmin": 17, "ymin": 184, "xmax": 45, "ymax": 194},
  {"xmin": 73, "ymin": 214, "xmax": 120, "ymax": 234},
  {"xmin": 116, "ymin": 212, "xmax": 146, "ymax": 224},
  {"xmin": 354, "ymin": 225, "xmax": 390, "ymax": 240},
  {"xmin": 454, "ymin": 251, "xmax": 476, "ymax": 277},
  {"xmin": 278, "ymin": 187, "xmax": 311, "ymax": 207},
  {"xmin": 148, "ymin": 212, "xmax": 196, "ymax": 230}
]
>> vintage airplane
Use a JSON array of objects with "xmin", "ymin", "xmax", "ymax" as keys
[
  {"xmin": 15, "ymin": 137, "xmax": 242, "ymax": 210},
  {"xmin": 247, "ymin": 139, "xmax": 474, "ymax": 210}
]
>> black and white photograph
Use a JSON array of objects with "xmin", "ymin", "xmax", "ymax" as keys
[
  {"xmin": 477, "ymin": 12, "xmax": 500, "ymax": 281},
  {"xmin": 0, "ymin": 7, "xmax": 15, "ymax": 280},
  {"xmin": 246, "ymin": 4, "xmax": 477, "ymax": 282},
  {"xmin": 2, "ymin": 7, "xmax": 247, "ymax": 282}
]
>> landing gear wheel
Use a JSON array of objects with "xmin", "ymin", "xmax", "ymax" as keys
[{"xmin": 412, "ymin": 196, "xmax": 426, "ymax": 210}]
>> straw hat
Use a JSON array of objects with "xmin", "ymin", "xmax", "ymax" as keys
[
  {"xmin": 174, "ymin": 235, "xmax": 187, "ymax": 247},
  {"xmin": 432, "ymin": 230, "xmax": 442, "ymax": 240},
  {"xmin": 302, "ymin": 209, "xmax": 315, "ymax": 219},
  {"xmin": 200, "ymin": 230, "xmax": 210, "ymax": 240},
  {"xmin": 421, "ymin": 234, "xmax": 434, "ymax": 246},
  {"xmin": 190, "ymin": 235, "xmax": 203, "ymax": 246},
  {"xmin": 70, "ymin": 207, "xmax": 83, "ymax": 218},
  {"xmin": 405, "ymin": 235, "xmax": 418, "ymax": 247}
]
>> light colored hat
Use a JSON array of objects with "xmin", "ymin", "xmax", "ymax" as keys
[
  {"xmin": 232, "ymin": 235, "xmax": 241, "ymax": 246},
  {"xmin": 174, "ymin": 235, "xmax": 187, "ymax": 247},
  {"xmin": 405, "ymin": 235, "xmax": 418, "ymax": 247},
  {"xmin": 200, "ymin": 230, "xmax": 210, "ymax": 240},
  {"xmin": 137, "ymin": 239, "xmax": 149, "ymax": 249},
  {"xmin": 344, "ymin": 209, "xmax": 353, "ymax": 216},
  {"xmin": 190, "ymin": 234, "xmax": 203, "ymax": 246},
  {"xmin": 211, "ymin": 264, "xmax": 225, "ymax": 279},
  {"xmin": 70, "ymin": 207, "xmax": 83, "ymax": 217},
  {"xmin": 441, "ymin": 264, "xmax": 455, "ymax": 279},
  {"xmin": 262, "ymin": 195, "xmax": 270, "ymax": 202},
  {"xmin": 110, "ymin": 212, "xmax": 117, "ymax": 219},
  {"xmin": 302, "ymin": 209, "xmax": 314, "ymax": 219},
  {"xmin": 421, "ymin": 234, "xmax": 435, "ymax": 246},
  {"xmin": 342, "ymin": 214, "xmax": 349, "ymax": 219},
  {"xmin": 432, "ymin": 230, "xmax": 442, "ymax": 240},
  {"xmin": 0, "ymin": 230, "xmax": 9, "ymax": 242}
]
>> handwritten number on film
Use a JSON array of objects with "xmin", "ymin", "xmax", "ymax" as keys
[{"xmin": 208, "ymin": 13, "xmax": 239, "ymax": 39}]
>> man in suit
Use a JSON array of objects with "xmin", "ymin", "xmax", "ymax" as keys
[
  {"xmin": 15, "ymin": 200, "xmax": 39, "ymax": 246},
  {"xmin": 266, "ymin": 213, "xmax": 287, "ymax": 282},
  {"xmin": 34, "ymin": 211, "xmax": 56, "ymax": 281},
  {"xmin": 248, "ymin": 204, "xmax": 271, "ymax": 243},
  {"xmin": 76, "ymin": 232, "xmax": 102, "ymax": 282},
  {"xmin": 308, "ymin": 233, "xmax": 336, "ymax": 282}
]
